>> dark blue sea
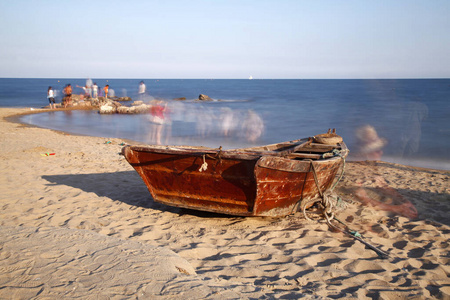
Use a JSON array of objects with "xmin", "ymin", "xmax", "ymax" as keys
[{"xmin": 1, "ymin": 78, "xmax": 449, "ymax": 170}]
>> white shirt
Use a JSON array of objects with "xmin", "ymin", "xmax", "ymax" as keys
[{"xmin": 139, "ymin": 83, "xmax": 146, "ymax": 94}]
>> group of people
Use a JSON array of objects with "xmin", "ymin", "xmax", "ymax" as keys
[
  {"xmin": 194, "ymin": 106, "xmax": 264, "ymax": 142},
  {"xmin": 74, "ymin": 81, "xmax": 105, "ymax": 101},
  {"xmin": 144, "ymin": 100, "xmax": 265, "ymax": 146},
  {"xmin": 46, "ymin": 79, "xmax": 114, "ymax": 109},
  {"xmin": 46, "ymin": 84, "xmax": 75, "ymax": 109}
]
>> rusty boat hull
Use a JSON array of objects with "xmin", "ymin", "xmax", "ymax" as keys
[{"xmin": 122, "ymin": 136, "xmax": 348, "ymax": 217}]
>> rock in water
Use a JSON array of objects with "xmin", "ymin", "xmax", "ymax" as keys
[
  {"xmin": 198, "ymin": 94, "xmax": 213, "ymax": 101},
  {"xmin": 99, "ymin": 104, "xmax": 116, "ymax": 114}
]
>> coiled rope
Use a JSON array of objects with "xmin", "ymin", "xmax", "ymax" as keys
[
  {"xmin": 302, "ymin": 149, "xmax": 345, "ymax": 221},
  {"xmin": 302, "ymin": 149, "xmax": 389, "ymax": 258}
]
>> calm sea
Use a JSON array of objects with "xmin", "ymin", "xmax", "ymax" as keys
[{"xmin": 1, "ymin": 78, "xmax": 449, "ymax": 170}]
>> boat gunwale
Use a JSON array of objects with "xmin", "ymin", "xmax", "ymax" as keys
[{"xmin": 124, "ymin": 138, "xmax": 348, "ymax": 162}]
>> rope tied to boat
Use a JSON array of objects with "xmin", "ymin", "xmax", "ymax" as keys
[
  {"xmin": 329, "ymin": 149, "xmax": 346, "ymax": 192},
  {"xmin": 200, "ymin": 147, "xmax": 224, "ymax": 172},
  {"xmin": 302, "ymin": 150, "xmax": 389, "ymax": 258},
  {"xmin": 199, "ymin": 154, "xmax": 208, "ymax": 172},
  {"xmin": 302, "ymin": 149, "xmax": 346, "ymax": 221},
  {"xmin": 205, "ymin": 146, "xmax": 223, "ymax": 164}
]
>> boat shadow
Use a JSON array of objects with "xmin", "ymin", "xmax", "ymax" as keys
[{"xmin": 41, "ymin": 171, "xmax": 237, "ymax": 218}]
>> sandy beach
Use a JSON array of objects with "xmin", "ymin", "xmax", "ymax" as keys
[{"xmin": 0, "ymin": 107, "xmax": 449, "ymax": 299}]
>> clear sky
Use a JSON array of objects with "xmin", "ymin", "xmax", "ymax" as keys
[{"xmin": 0, "ymin": 0, "xmax": 449, "ymax": 79}]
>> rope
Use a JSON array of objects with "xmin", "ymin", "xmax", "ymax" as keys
[
  {"xmin": 328, "ymin": 217, "xmax": 389, "ymax": 258},
  {"xmin": 199, "ymin": 154, "xmax": 208, "ymax": 172},
  {"xmin": 205, "ymin": 146, "xmax": 223, "ymax": 164},
  {"xmin": 302, "ymin": 150, "xmax": 346, "ymax": 222},
  {"xmin": 200, "ymin": 146, "xmax": 223, "ymax": 172},
  {"xmin": 329, "ymin": 149, "xmax": 346, "ymax": 192},
  {"xmin": 301, "ymin": 197, "xmax": 321, "ymax": 221},
  {"xmin": 301, "ymin": 149, "xmax": 389, "ymax": 258}
]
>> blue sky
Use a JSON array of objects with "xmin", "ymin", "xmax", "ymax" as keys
[{"xmin": 0, "ymin": 0, "xmax": 449, "ymax": 79}]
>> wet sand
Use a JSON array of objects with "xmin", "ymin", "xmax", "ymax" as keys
[{"xmin": 0, "ymin": 107, "xmax": 449, "ymax": 299}]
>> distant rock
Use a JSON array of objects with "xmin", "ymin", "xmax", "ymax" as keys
[
  {"xmin": 198, "ymin": 94, "xmax": 213, "ymax": 101},
  {"xmin": 117, "ymin": 106, "xmax": 132, "ymax": 114},
  {"xmin": 133, "ymin": 104, "xmax": 150, "ymax": 114},
  {"xmin": 75, "ymin": 101, "xmax": 92, "ymax": 107},
  {"xmin": 102, "ymin": 100, "xmax": 150, "ymax": 114},
  {"xmin": 132, "ymin": 101, "xmax": 144, "ymax": 106},
  {"xmin": 99, "ymin": 104, "xmax": 116, "ymax": 114},
  {"xmin": 110, "ymin": 101, "xmax": 122, "ymax": 108},
  {"xmin": 108, "ymin": 96, "xmax": 132, "ymax": 102},
  {"xmin": 173, "ymin": 97, "xmax": 186, "ymax": 101}
]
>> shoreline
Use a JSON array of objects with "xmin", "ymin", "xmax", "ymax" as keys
[
  {"xmin": 0, "ymin": 107, "xmax": 449, "ymax": 298},
  {"xmin": 10, "ymin": 106, "xmax": 450, "ymax": 172},
  {"xmin": 5, "ymin": 107, "xmax": 146, "ymax": 146}
]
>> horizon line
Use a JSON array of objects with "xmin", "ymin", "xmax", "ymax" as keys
[{"xmin": 1, "ymin": 77, "xmax": 449, "ymax": 80}]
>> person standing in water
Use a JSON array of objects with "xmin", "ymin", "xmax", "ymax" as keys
[
  {"xmin": 103, "ymin": 85, "xmax": 109, "ymax": 99},
  {"xmin": 86, "ymin": 78, "xmax": 93, "ymax": 98},
  {"xmin": 138, "ymin": 81, "xmax": 146, "ymax": 100},
  {"xmin": 92, "ymin": 82, "xmax": 98, "ymax": 99},
  {"xmin": 149, "ymin": 100, "xmax": 167, "ymax": 145},
  {"xmin": 63, "ymin": 84, "xmax": 72, "ymax": 108},
  {"xmin": 47, "ymin": 86, "xmax": 56, "ymax": 109}
]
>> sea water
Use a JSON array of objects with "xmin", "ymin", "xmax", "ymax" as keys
[{"xmin": 1, "ymin": 78, "xmax": 449, "ymax": 170}]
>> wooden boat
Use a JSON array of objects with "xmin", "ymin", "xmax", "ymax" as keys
[{"xmin": 122, "ymin": 132, "xmax": 349, "ymax": 217}]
